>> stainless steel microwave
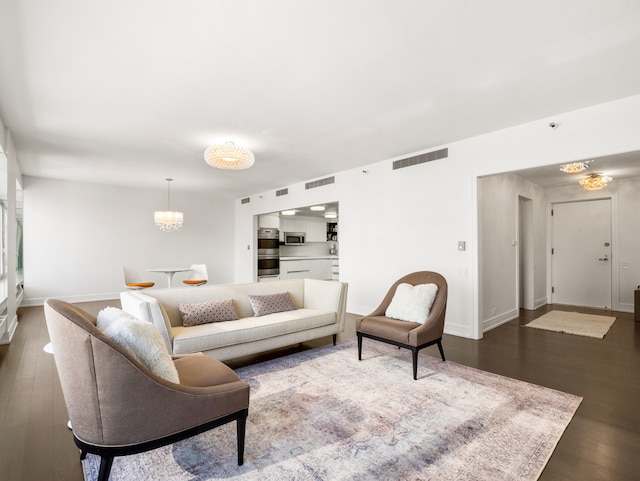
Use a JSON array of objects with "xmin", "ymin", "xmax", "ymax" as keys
[{"xmin": 284, "ymin": 232, "xmax": 305, "ymax": 245}]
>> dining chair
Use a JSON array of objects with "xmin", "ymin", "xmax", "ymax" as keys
[
  {"xmin": 122, "ymin": 266, "xmax": 155, "ymax": 289},
  {"xmin": 183, "ymin": 263, "xmax": 208, "ymax": 286}
]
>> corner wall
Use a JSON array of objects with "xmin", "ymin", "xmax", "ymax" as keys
[{"xmin": 235, "ymin": 94, "xmax": 640, "ymax": 339}]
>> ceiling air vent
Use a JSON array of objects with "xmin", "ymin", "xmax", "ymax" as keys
[
  {"xmin": 305, "ymin": 176, "xmax": 335, "ymax": 190},
  {"xmin": 240, "ymin": 197, "xmax": 250, "ymax": 204},
  {"xmin": 392, "ymin": 147, "xmax": 448, "ymax": 170},
  {"xmin": 276, "ymin": 188, "xmax": 288, "ymax": 197}
]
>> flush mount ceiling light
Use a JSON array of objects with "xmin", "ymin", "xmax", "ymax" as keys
[
  {"xmin": 560, "ymin": 161, "xmax": 590, "ymax": 174},
  {"xmin": 324, "ymin": 213, "xmax": 337, "ymax": 219},
  {"xmin": 281, "ymin": 210, "xmax": 296, "ymax": 216},
  {"xmin": 310, "ymin": 205, "xmax": 325, "ymax": 211},
  {"xmin": 204, "ymin": 141, "xmax": 255, "ymax": 170},
  {"xmin": 154, "ymin": 178, "xmax": 183, "ymax": 232},
  {"xmin": 579, "ymin": 173, "xmax": 612, "ymax": 191}
]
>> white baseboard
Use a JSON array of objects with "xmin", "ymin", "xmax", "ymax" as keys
[
  {"xmin": 618, "ymin": 303, "xmax": 634, "ymax": 313},
  {"xmin": 0, "ymin": 314, "xmax": 18, "ymax": 345},
  {"xmin": 534, "ymin": 297, "xmax": 548, "ymax": 310},
  {"xmin": 22, "ymin": 292, "xmax": 121, "ymax": 307},
  {"xmin": 483, "ymin": 308, "xmax": 519, "ymax": 332}
]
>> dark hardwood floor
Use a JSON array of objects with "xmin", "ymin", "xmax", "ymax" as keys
[{"xmin": 0, "ymin": 301, "xmax": 638, "ymax": 480}]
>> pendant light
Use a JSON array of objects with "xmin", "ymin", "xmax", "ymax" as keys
[{"xmin": 154, "ymin": 178, "xmax": 183, "ymax": 232}]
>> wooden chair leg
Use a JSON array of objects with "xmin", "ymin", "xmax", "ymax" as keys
[
  {"xmin": 437, "ymin": 340, "xmax": 445, "ymax": 361},
  {"xmin": 97, "ymin": 456, "xmax": 114, "ymax": 481},
  {"xmin": 237, "ymin": 412, "xmax": 247, "ymax": 466}
]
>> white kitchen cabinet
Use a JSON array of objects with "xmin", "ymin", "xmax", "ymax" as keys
[
  {"xmin": 306, "ymin": 220, "xmax": 326, "ymax": 242},
  {"xmin": 258, "ymin": 215, "xmax": 280, "ymax": 229},
  {"xmin": 310, "ymin": 259, "xmax": 332, "ymax": 280},
  {"xmin": 279, "ymin": 259, "xmax": 311, "ymax": 280}
]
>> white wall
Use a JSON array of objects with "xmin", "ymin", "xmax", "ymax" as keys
[
  {"xmin": 235, "ymin": 94, "xmax": 640, "ymax": 339},
  {"xmin": 23, "ymin": 176, "xmax": 235, "ymax": 305}
]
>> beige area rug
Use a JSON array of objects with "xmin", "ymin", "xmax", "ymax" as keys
[
  {"xmin": 524, "ymin": 310, "xmax": 616, "ymax": 339},
  {"xmin": 82, "ymin": 340, "xmax": 582, "ymax": 481}
]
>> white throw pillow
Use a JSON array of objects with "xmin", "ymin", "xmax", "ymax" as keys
[
  {"xmin": 97, "ymin": 307, "xmax": 180, "ymax": 384},
  {"xmin": 385, "ymin": 283, "xmax": 438, "ymax": 324}
]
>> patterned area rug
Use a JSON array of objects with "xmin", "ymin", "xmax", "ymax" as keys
[
  {"xmin": 82, "ymin": 340, "xmax": 581, "ymax": 481},
  {"xmin": 524, "ymin": 310, "xmax": 616, "ymax": 338}
]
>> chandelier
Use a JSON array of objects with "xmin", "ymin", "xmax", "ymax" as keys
[
  {"xmin": 154, "ymin": 178, "xmax": 183, "ymax": 231},
  {"xmin": 579, "ymin": 173, "xmax": 612, "ymax": 191},
  {"xmin": 559, "ymin": 161, "xmax": 589, "ymax": 174},
  {"xmin": 204, "ymin": 141, "xmax": 255, "ymax": 170}
]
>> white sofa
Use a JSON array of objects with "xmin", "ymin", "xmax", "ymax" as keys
[{"xmin": 120, "ymin": 278, "xmax": 348, "ymax": 362}]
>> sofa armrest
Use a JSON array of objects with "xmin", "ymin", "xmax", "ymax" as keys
[
  {"xmin": 303, "ymin": 279, "xmax": 348, "ymax": 332},
  {"xmin": 120, "ymin": 290, "xmax": 174, "ymax": 354}
]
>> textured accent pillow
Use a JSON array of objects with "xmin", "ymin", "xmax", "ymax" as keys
[
  {"xmin": 97, "ymin": 307, "xmax": 180, "ymax": 384},
  {"xmin": 248, "ymin": 292, "xmax": 295, "ymax": 317},
  {"xmin": 385, "ymin": 283, "xmax": 438, "ymax": 324},
  {"xmin": 177, "ymin": 299, "xmax": 238, "ymax": 327}
]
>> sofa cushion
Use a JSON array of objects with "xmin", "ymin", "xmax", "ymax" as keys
[
  {"xmin": 171, "ymin": 308, "xmax": 336, "ymax": 355},
  {"xmin": 248, "ymin": 292, "xmax": 295, "ymax": 317},
  {"xmin": 385, "ymin": 283, "xmax": 438, "ymax": 324},
  {"xmin": 178, "ymin": 299, "xmax": 238, "ymax": 326},
  {"xmin": 97, "ymin": 307, "xmax": 180, "ymax": 384}
]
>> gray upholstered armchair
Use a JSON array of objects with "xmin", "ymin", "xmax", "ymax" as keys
[
  {"xmin": 356, "ymin": 271, "xmax": 448, "ymax": 380},
  {"xmin": 44, "ymin": 299, "xmax": 250, "ymax": 481}
]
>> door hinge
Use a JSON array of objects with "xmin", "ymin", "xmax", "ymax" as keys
[
  {"xmin": 551, "ymin": 248, "xmax": 554, "ymax": 255},
  {"xmin": 551, "ymin": 209, "xmax": 554, "ymax": 216},
  {"xmin": 552, "ymin": 287, "xmax": 555, "ymax": 293}
]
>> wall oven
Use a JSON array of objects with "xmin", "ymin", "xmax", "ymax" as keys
[
  {"xmin": 257, "ymin": 228, "xmax": 280, "ymax": 279},
  {"xmin": 257, "ymin": 255, "xmax": 280, "ymax": 278},
  {"xmin": 257, "ymin": 228, "xmax": 280, "ymax": 256}
]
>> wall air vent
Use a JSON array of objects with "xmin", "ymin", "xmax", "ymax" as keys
[
  {"xmin": 305, "ymin": 176, "xmax": 335, "ymax": 190},
  {"xmin": 276, "ymin": 188, "xmax": 288, "ymax": 197},
  {"xmin": 240, "ymin": 197, "xmax": 250, "ymax": 204},
  {"xmin": 392, "ymin": 147, "xmax": 448, "ymax": 170}
]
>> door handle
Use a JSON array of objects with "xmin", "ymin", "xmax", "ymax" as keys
[{"xmin": 598, "ymin": 255, "xmax": 609, "ymax": 261}]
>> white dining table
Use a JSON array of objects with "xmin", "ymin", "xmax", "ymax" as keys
[{"xmin": 146, "ymin": 267, "xmax": 190, "ymax": 288}]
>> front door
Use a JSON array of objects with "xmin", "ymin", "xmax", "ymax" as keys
[{"xmin": 551, "ymin": 199, "xmax": 612, "ymax": 309}]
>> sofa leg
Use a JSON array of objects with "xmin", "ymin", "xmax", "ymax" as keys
[
  {"xmin": 332, "ymin": 334, "xmax": 337, "ymax": 346},
  {"xmin": 357, "ymin": 333, "xmax": 362, "ymax": 360}
]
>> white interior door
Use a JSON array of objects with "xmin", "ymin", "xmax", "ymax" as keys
[{"xmin": 551, "ymin": 199, "xmax": 612, "ymax": 309}]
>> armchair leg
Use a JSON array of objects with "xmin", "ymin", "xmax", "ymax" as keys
[
  {"xmin": 97, "ymin": 456, "xmax": 114, "ymax": 481},
  {"xmin": 357, "ymin": 333, "xmax": 363, "ymax": 360},
  {"xmin": 237, "ymin": 410, "xmax": 248, "ymax": 466},
  {"xmin": 411, "ymin": 349, "xmax": 418, "ymax": 380},
  {"xmin": 332, "ymin": 334, "xmax": 337, "ymax": 346},
  {"xmin": 437, "ymin": 340, "xmax": 445, "ymax": 361}
]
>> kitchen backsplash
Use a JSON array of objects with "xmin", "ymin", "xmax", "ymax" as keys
[{"xmin": 280, "ymin": 242, "xmax": 338, "ymax": 257}]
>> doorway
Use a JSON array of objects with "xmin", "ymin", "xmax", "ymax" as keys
[
  {"xmin": 518, "ymin": 196, "xmax": 534, "ymax": 310},
  {"xmin": 551, "ymin": 198, "xmax": 612, "ymax": 309}
]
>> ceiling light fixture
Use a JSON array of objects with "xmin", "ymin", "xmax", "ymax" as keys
[
  {"xmin": 579, "ymin": 173, "xmax": 612, "ymax": 191},
  {"xmin": 559, "ymin": 161, "xmax": 590, "ymax": 174},
  {"xmin": 154, "ymin": 178, "xmax": 183, "ymax": 232},
  {"xmin": 310, "ymin": 206, "xmax": 325, "ymax": 211},
  {"xmin": 204, "ymin": 141, "xmax": 255, "ymax": 170},
  {"xmin": 281, "ymin": 210, "xmax": 296, "ymax": 216},
  {"xmin": 324, "ymin": 213, "xmax": 337, "ymax": 219}
]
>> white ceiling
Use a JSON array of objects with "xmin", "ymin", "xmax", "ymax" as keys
[{"xmin": 1, "ymin": 1, "xmax": 640, "ymax": 198}]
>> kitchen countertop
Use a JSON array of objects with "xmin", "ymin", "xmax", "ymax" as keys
[{"xmin": 280, "ymin": 256, "xmax": 339, "ymax": 260}]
